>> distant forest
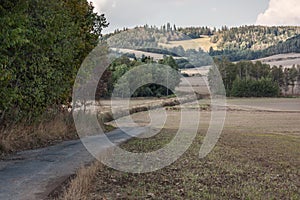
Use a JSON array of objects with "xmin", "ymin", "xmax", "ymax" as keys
[
  {"xmin": 210, "ymin": 34, "xmax": 300, "ymax": 61},
  {"xmin": 209, "ymin": 58, "xmax": 300, "ymax": 97},
  {"xmin": 106, "ymin": 24, "xmax": 300, "ymax": 62}
]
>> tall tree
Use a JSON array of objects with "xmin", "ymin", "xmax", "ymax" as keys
[{"xmin": 0, "ymin": 0, "xmax": 108, "ymax": 124}]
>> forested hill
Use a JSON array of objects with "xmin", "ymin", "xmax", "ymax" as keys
[
  {"xmin": 210, "ymin": 33, "xmax": 300, "ymax": 61},
  {"xmin": 106, "ymin": 25, "xmax": 300, "ymax": 51},
  {"xmin": 209, "ymin": 26, "xmax": 300, "ymax": 51},
  {"xmin": 264, "ymin": 34, "xmax": 300, "ymax": 55},
  {"xmin": 105, "ymin": 25, "xmax": 300, "ymax": 62}
]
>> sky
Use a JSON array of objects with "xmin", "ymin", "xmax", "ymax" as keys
[{"xmin": 90, "ymin": 0, "xmax": 300, "ymax": 33}]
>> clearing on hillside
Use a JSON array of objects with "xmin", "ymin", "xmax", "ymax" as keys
[{"xmin": 159, "ymin": 36, "xmax": 219, "ymax": 52}]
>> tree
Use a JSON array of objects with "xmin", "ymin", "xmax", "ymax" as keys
[
  {"xmin": 271, "ymin": 66, "xmax": 284, "ymax": 88},
  {"xmin": 0, "ymin": 0, "xmax": 109, "ymax": 124},
  {"xmin": 289, "ymin": 66, "xmax": 298, "ymax": 95},
  {"xmin": 211, "ymin": 58, "xmax": 281, "ymax": 97}
]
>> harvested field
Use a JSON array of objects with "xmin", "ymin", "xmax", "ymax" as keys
[{"xmin": 57, "ymin": 98, "xmax": 300, "ymax": 200}]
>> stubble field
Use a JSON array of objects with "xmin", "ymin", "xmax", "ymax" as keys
[{"xmin": 57, "ymin": 98, "xmax": 300, "ymax": 200}]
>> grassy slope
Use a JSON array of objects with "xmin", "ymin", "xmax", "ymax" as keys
[{"xmin": 159, "ymin": 36, "xmax": 219, "ymax": 52}]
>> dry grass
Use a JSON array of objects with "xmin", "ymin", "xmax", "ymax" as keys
[
  {"xmin": 159, "ymin": 36, "xmax": 219, "ymax": 52},
  {"xmin": 54, "ymin": 162, "xmax": 103, "ymax": 200},
  {"xmin": 0, "ymin": 111, "xmax": 77, "ymax": 155}
]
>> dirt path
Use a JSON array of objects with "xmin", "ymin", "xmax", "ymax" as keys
[{"xmin": 0, "ymin": 129, "xmax": 140, "ymax": 200}]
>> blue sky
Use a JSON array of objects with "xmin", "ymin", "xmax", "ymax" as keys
[{"xmin": 90, "ymin": 0, "xmax": 300, "ymax": 33}]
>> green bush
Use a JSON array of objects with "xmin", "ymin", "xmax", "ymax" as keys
[{"xmin": 231, "ymin": 77, "xmax": 279, "ymax": 97}]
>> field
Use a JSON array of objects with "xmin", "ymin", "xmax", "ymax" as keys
[
  {"xmin": 159, "ymin": 36, "xmax": 219, "ymax": 52},
  {"xmin": 253, "ymin": 53, "xmax": 300, "ymax": 68},
  {"xmin": 57, "ymin": 98, "xmax": 300, "ymax": 199},
  {"xmin": 111, "ymin": 48, "xmax": 183, "ymax": 61}
]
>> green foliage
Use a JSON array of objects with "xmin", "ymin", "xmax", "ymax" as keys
[
  {"xmin": 106, "ymin": 25, "xmax": 300, "ymax": 63},
  {"xmin": 231, "ymin": 77, "xmax": 279, "ymax": 97},
  {"xmin": 0, "ymin": 0, "xmax": 108, "ymax": 124},
  {"xmin": 106, "ymin": 55, "xmax": 181, "ymax": 98},
  {"xmin": 209, "ymin": 58, "xmax": 298, "ymax": 97},
  {"xmin": 213, "ymin": 25, "xmax": 300, "ymax": 51},
  {"xmin": 210, "ymin": 34, "xmax": 300, "ymax": 62},
  {"xmin": 177, "ymin": 26, "xmax": 216, "ymax": 38}
]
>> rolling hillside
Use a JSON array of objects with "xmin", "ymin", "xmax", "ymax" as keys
[
  {"xmin": 106, "ymin": 25, "xmax": 300, "ymax": 63},
  {"xmin": 106, "ymin": 25, "xmax": 300, "ymax": 51}
]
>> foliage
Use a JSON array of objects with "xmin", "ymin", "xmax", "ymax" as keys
[
  {"xmin": 0, "ymin": 0, "xmax": 108, "ymax": 124},
  {"xmin": 210, "ymin": 58, "xmax": 299, "ymax": 97},
  {"xmin": 231, "ymin": 77, "xmax": 279, "ymax": 97},
  {"xmin": 210, "ymin": 34, "xmax": 300, "ymax": 62},
  {"xmin": 177, "ymin": 26, "xmax": 216, "ymax": 38},
  {"xmin": 212, "ymin": 25, "xmax": 300, "ymax": 51},
  {"xmin": 106, "ymin": 25, "xmax": 300, "ymax": 63},
  {"xmin": 104, "ymin": 55, "xmax": 181, "ymax": 98}
]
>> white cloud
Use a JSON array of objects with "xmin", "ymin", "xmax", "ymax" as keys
[
  {"xmin": 211, "ymin": 7, "xmax": 217, "ymax": 12},
  {"xmin": 112, "ymin": 1, "xmax": 117, "ymax": 8},
  {"xmin": 90, "ymin": 0, "xmax": 108, "ymax": 13},
  {"xmin": 256, "ymin": 0, "xmax": 300, "ymax": 26}
]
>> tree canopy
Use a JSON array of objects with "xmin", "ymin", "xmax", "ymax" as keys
[
  {"xmin": 0, "ymin": 0, "xmax": 108, "ymax": 124},
  {"xmin": 209, "ymin": 58, "xmax": 300, "ymax": 97}
]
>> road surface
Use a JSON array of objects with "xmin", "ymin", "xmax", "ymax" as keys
[{"xmin": 0, "ymin": 129, "xmax": 139, "ymax": 200}]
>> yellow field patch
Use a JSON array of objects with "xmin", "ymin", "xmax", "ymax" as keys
[{"xmin": 159, "ymin": 36, "xmax": 219, "ymax": 52}]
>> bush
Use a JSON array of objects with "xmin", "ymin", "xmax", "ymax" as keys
[{"xmin": 231, "ymin": 78, "xmax": 279, "ymax": 97}]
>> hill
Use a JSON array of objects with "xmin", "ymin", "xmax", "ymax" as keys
[
  {"xmin": 211, "ymin": 34, "xmax": 300, "ymax": 62},
  {"xmin": 210, "ymin": 25, "xmax": 300, "ymax": 51},
  {"xmin": 105, "ymin": 24, "xmax": 300, "ymax": 63},
  {"xmin": 106, "ymin": 25, "xmax": 300, "ymax": 51}
]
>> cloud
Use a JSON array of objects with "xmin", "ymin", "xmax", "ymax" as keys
[
  {"xmin": 256, "ymin": 0, "xmax": 300, "ymax": 26},
  {"xmin": 90, "ymin": 0, "xmax": 109, "ymax": 13},
  {"xmin": 211, "ymin": 7, "xmax": 217, "ymax": 12}
]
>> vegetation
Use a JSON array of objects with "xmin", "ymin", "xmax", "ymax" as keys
[
  {"xmin": 0, "ymin": 0, "xmax": 108, "ymax": 125},
  {"xmin": 100, "ymin": 55, "xmax": 181, "ymax": 98},
  {"xmin": 231, "ymin": 78, "xmax": 279, "ymax": 97},
  {"xmin": 0, "ymin": 0, "xmax": 109, "ymax": 154},
  {"xmin": 210, "ymin": 34, "xmax": 300, "ymax": 61},
  {"xmin": 106, "ymin": 24, "xmax": 186, "ymax": 49},
  {"xmin": 177, "ymin": 26, "xmax": 216, "ymax": 38},
  {"xmin": 209, "ymin": 58, "xmax": 300, "ymax": 97},
  {"xmin": 106, "ymin": 24, "xmax": 300, "ymax": 62},
  {"xmin": 211, "ymin": 25, "xmax": 300, "ymax": 51},
  {"xmin": 136, "ymin": 47, "xmax": 213, "ymax": 68}
]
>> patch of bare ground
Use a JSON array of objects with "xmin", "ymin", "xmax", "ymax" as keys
[{"xmin": 56, "ymin": 104, "xmax": 300, "ymax": 199}]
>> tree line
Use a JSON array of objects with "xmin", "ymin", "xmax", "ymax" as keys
[
  {"xmin": 210, "ymin": 34, "xmax": 300, "ymax": 62},
  {"xmin": 96, "ymin": 55, "xmax": 181, "ymax": 98},
  {"xmin": 209, "ymin": 58, "xmax": 300, "ymax": 97},
  {"xmin": 0, "ymin": 0, "xmax": 108, "ymax": 125}
]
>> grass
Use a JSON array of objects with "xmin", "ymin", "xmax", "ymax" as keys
[
  {"xmin": 52, "ymin": 162, "xmax": 103, "ymax": 200},
  {"xmin": 0, "ymin": 110, "xmax": 116, "ymax": 157},
  {"xmin": 56, "ymin": 109, "xmax": 300, "ymax": 199},
  {"xmin": 159, "ymin": 36, "xmax": 219, "ymax": 52},
  {"xmin": 0, "ymin": 111, "xmax": 77, "ymax": 156},
  {"xmin": 0, "ymin": 96, "xmax": 187, "ymax": 156}
]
